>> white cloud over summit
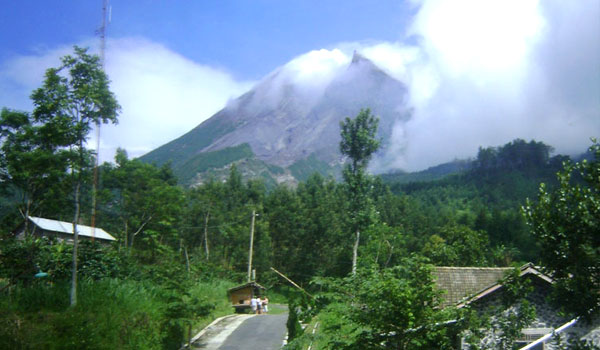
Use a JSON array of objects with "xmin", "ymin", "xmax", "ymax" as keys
[
  {"xmin": 283, "ymin": 48, "xmax": 350, "ymax": 89},
  {"xmin": 277, "ymin": 0, "xmax": 599, "ymax": 170}
]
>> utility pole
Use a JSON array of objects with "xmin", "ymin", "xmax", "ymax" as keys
[{"xmin": 247, "ymin": 209, "xmax": 256, "ymax": 282}]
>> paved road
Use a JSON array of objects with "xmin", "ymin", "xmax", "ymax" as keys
[
  {"xmin": 219, "ymin": 314, "xmax": 288, "ymax": 350},
  {"xmin": 191, "ymin": 313, "xmax": 288, "ymax": 350}
]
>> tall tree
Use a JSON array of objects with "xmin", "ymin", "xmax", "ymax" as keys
[
  {"xmin": 523, "ymin": 139, "xmax": 600, "ymax": 320},
  {"xmin": 102, "ymin": 149, "xmax": 183, "ymax": 251},
  {"xmin": 0, "ymin": 109, "xmax": 69, "ymax": 230},
  {"xmin": 339, "ymin": 108, "xmax": 380, "ymax": 275},
  {"xmin": 30, "ymin": 46, "xmax": 120, "ymax": 306}
]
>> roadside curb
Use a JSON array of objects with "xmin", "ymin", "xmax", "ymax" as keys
[{"xmin": 189, "ymin": 314, "xmax": 238, "ymax": 345}]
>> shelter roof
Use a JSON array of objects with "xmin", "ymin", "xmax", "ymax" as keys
[
  {"xmin": 28, "ymin": 216, "xmax": 116, "ymax": 241},
  {"xmin": 228, "ymin": 281, "xmax": 266, "ymax": 293}
]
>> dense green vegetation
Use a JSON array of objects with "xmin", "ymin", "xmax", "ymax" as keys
[
  {"xmin": 0, "ymin": 238, "xmax": 236, "ymax": 350},
  {"xmin": 176, "ymin": 143, "xmax": 255, "ymax": 185},
  {"xmin": 139, "ymin": 114, "xmax": 236, "ymax": 169},
  {"xmin": 524, "ymin": 140, "xmax": 600, "ymax": 320},
  {"xmin": 289, "ymin": 153, "xmax": 339, "ymax": 181},
  {"xmin": 1, "ymin": 48, "xmax": 597, "ymax": 349},
  {"xmin": 2, "ymin": 132, "xmax": 592, "ymax": 348},
  {"xmin": 384, "ymin": 139, "xmax": 568, "ymax": 265}
]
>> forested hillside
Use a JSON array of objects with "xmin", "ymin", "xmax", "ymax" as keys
[
  {"xmin": 1, "ymin": 131, "xmax": 596, "ymax": 348},
  {"xmin": 383, "ymin": 139, "xmax": 568, "ymax": 264}
]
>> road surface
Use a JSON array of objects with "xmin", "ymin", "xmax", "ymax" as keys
[{"xmin": 190, "ymin": 313, "xmax": 288, "ymax": 350}]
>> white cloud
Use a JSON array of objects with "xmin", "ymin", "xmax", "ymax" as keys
[
  {"xmin": 238, "ymin": 1, "xmax": 598, "ymax": 172},
  {"xmin": 283, "ymin": 48, "xmax": 350, "ymax": 88},
  {"xmin": 383, "ymin": 0, "xmax": 599, "ymax": 170},
  {"xmin": 0, "ymin": 45, "xmax": 71, "ymax": 112},
  {"xmin": 102, "ymin": 38, "xmax": 254, "ymax": 160},
  {"xmin": 410, "ymin": 0, "xmax": 544, "ymax": 78},
  {"xmin": 278, "ymin": 1, "xmax": 598, "ymax": 171},
  {"xmin": 0, "ymin": 38, "xmax": 254, "ymax": 162}
]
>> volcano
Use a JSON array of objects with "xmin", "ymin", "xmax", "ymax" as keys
[{"xmin": 140, "ymin": 52, "xmax": 411, "ymax": 186}]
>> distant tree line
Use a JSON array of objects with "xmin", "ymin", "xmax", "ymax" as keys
[{"xmin": 474, "ymin": 139, "xmax": 555, "ymax": 173}]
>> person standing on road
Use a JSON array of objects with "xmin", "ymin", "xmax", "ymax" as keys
[
  {"xmin": 257, "ymin": 297, "xmax": 263, "ymax": 314},
  {"xmin": 262, "ymin": 296, "xmax": 269, "ymax": 313},
  {"xmin": 251, "ymin": 296, "xmax": 258, "ymax": 314}
]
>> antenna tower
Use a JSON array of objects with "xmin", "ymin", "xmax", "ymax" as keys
[{"xmin": 91, "ymin": 0, "xmax": 110, "ymax": 240}]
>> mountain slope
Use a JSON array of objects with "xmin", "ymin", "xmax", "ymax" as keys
[{"xmin": 140, "ymin": 52, "xmax": 410, "ymax": 185}]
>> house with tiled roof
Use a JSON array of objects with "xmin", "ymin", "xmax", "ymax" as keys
[{"xmin": 433, "ymin": 263, "xmax": 599, "ymax": 349}]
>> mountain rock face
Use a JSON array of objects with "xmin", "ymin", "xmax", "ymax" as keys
[{"xmin": 140, "ymin": 52, "xmax": 411, "ymax": 186}]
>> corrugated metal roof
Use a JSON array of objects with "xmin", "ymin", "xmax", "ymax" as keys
[{"xmin": 28, "ymin": 216, "xmax": 116, "ymax": 241}]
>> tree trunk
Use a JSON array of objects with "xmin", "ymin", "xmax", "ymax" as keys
[
  {"xmin": 203, "ymin": 211, "xmax": 210, "ymax": 260},
  {"xmin": 70, "ymin": 180, "xmax": 81, "ymax": 307},
  {"xmin": 184, "ymin": 245, "xmax": 190, "ymax": 277},
  {"xmin": 21, "ymin": 198, "xmax": 32, "ymax": 237},
  {"xmin": 352, "ymin": 229, "xmax": 360, "ymax": 276},
  {"xmin": 384, "ymin": 240, "xmax": 394, "ymax": 268},
  {"xmin": 128, "ymin": 216, "xmax": 152, "ymax": 251},
  {"xmin": 122, "ymin": 221, "xmax": 128, "ymax": 251},
  {"xmin": 71, "ymin": 134, "xmax": 85, "ymax": 307},
  {"xmin": 129, "ymin": 231, "xmax": 135, "ymax": 250}
]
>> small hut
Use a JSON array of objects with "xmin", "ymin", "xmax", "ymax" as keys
[{"xmin": 228, "ymin": 281, "xmax": 266, "ymax": 312}]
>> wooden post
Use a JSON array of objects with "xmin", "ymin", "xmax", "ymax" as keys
[{"xmin": 247, "ymin": 210, "xmax": 256, "ymax": 282}]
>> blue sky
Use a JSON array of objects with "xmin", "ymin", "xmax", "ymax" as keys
[
  {"xmin": 1, "ymin": 1, "xmax": 599, "ymax": 170},
  {"xmin": 1, "ymin": 1, "xmax": 413, "ymax": 80}
]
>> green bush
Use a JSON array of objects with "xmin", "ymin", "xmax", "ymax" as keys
[
  {"xmin": 0, "ymin": 279, "xmax": 164, "ymax": 350},
  {"xmin": 287, "ymin": 301, "xmax": 304, "ymax": 342}
]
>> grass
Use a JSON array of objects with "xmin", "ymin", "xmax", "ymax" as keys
[
  {"xmin": 189, "ymin": 279, "xmax": 237, "ymax": 335},
  {"xmin": 0, "ymin": 279, "xmax": 166, "ymax": 350},
  {"xmin": 0, "ymin": 278, "xmax": 242, "ymax": 350},
  {"xmin": 267, "ymin": 303, "xmax": 288, "ymax": 315},
  {"xmin": 1, "ymin": 275, "xmax": 287, "ymax": 349}
]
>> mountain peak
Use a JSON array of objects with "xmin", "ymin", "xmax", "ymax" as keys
[
  {"xmin": 351, "ymin": 50, "xmax": 370, "ymax": 64},
  {"xmin": 348, "ymin": 51, "xmax": 384, "ymax": 75}
]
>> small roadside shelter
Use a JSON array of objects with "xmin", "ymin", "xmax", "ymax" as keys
[
  {"xmin": 17, "ymin": 216, "xmax": 116, "ymax": 244},
  {"xmin": 228, "ymin": 281, "xmax": 266, "ymax": 313}
]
